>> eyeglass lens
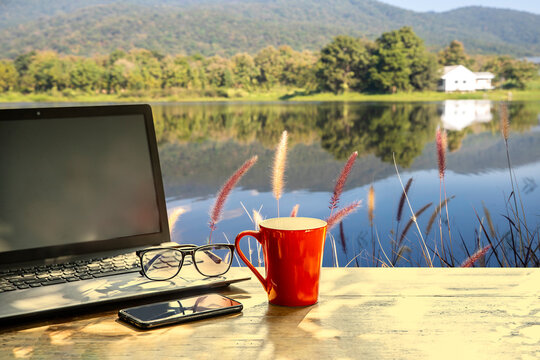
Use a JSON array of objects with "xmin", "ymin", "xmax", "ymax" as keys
[
  {"xmin": 141, "ymin": 249, "xmax": 183, "ymax": 280},
  {"xmin": 194, "ymin": 245, "xmax": 232, "ymax": 276}
]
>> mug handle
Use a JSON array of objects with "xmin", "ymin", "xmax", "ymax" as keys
[{"xmin": 235, "ymin": 230, "xmax": 267, "ymax": 291}]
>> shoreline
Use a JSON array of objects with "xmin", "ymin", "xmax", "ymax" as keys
[{"xmin": 0, "ymin": 89, "xmax": 539, "ymax": 104}]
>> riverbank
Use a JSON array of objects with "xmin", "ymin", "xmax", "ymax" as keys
[{"xmin": 1, "ymin": 87, "xmax": 540, "ymax": 103}]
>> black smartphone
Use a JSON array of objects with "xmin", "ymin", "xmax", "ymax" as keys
[{"xmin": 118, "ymin": 293, "xmax": 243, "ymax": 329}]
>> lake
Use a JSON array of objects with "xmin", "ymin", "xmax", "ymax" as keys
[
  {"xmin": 155, "ymin": 100, "xmax": 540, "ymax": 267},
  {"xmin": 4, "ymin": 100, "xmax": 540, "ymax": 267}
]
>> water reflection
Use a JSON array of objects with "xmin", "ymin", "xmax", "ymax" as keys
[
  {"xmin": 153, "ymin": 101, "xmax": 540, "ymax": 267},
  {"xmin": 156, "ymin": 101, "xmax": 540, "ymax": 198},
  {"xmin": 441, "ymin": 100, "xmax": 493, "ymax": 131},
  {"xmin": 317, "ymin": 103, "xmax": 438, "ymax": 166}
]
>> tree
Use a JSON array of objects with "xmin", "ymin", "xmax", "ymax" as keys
[
  {"xmin": 316, "ymin": 35, "xmax": 371, "ymax": 93},
  {"xmin": 161, "ymin": 55, "xmax": 191, "ymax": 89},
  {"xmin": 0, "ymin": 60, "xmax": 18, "ymax": 91},
  {"xmin": 27, "ymin": 51, "xmax": 71, "ymax": 91},
  {"xmin": 369, "ymin": 27, "xmax": 436, "ymax": 93},
  {"xmin": 500, "ymin": 59, "xmax": 538, "ymax": 89},
  {"xmin": 483, "ymin": 56, "xmax": 538, "ymax": 89},
  {"xmin": 254, "ymin": 46, "xmax": 283, "ymax": 88},
  {"xmin": 205, "ymin": 56, "xmax": 233, "ymax": 88},
  {"xmin": 69, "ymin": 58, "xmax": 103, "ymax": 92},
  {"xmin": 281, "ymin": 49, "xmax": 317, "ymax": 89},
  {"xmin": 231, "ymin": 53, "xmax": 258, "ymax": 89},
  {"xmin": 438, "ymin": 40, "xmax": 472, "ymax": 67}
]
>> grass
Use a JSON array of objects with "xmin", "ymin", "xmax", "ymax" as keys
[
  {"xmin": 354, "ymin": 105, "xmax": 540, "ymax": 268},
  {"xmin": 2, "ymin": 86, "xmax": 540, "ymax": 103}
]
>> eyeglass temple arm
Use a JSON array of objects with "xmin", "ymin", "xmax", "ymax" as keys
[{"xmin": 141, "ymin": 252, "xmax": 163, "ymax": 273}]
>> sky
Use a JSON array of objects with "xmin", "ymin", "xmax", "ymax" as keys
[{"xmin": 379, "ymin": 0, "xmax": 540, "ymax": 15}]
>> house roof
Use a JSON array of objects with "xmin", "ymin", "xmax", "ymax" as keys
[
  {"xmin": 441, "ymin": 65, "xmax": 476, "ymax": 79},
  {"xmin": 474, "ymin": 72, "xmax": 495, "ymax": 79},
  {"xmin": 440, "ymin": 65, "xmax": 494, "ymax": 80},
  {"xmin": 442, "ymin": 65, "xmax": 460, "ymax": 76}
]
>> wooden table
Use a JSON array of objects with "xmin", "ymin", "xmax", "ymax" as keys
[{"xmin": 1, "ymin": 268, "xmax": 538, "ymax": 359}]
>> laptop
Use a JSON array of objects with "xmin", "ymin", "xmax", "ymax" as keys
[{"xmin": 0, "ymin": 104, "xmax": 249, "ymax": 323}]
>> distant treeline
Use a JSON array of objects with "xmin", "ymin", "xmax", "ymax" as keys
[{"xmin": 0, "ymin": 27, "xmax": 537, "ymax": 96}]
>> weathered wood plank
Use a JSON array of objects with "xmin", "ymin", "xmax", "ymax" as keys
[{"xmin": 1, "ymin": 268, "xmax": 538, "ymax": 359}]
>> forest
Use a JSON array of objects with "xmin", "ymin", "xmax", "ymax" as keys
[{"xmin": 0, "ymin": 27, "xmax": 537, "ymax": 97}]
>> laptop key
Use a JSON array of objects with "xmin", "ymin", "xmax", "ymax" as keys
[
  {"xmin": 24, "ymin": 278, "xmax": 42, "ymax": 284},
  {"xmin": 93, "ymin": 269, "xmax": 139, "ymax": 278},
  {"xmin": 42, "ymin": 279, "xmax": 66, "ymax": 286},
  {"xmin": 29, "ymin": 283, "xmax": 42, "ymax": 288}
]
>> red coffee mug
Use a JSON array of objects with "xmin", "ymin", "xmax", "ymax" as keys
[{"xmin": 235, "ymin": 217, "xmax": 327, "ymax": 306}]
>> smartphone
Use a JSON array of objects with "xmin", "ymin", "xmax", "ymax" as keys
[{"xmin": 118, "ymin": 293, "xmax": 243, "ymax": 329}]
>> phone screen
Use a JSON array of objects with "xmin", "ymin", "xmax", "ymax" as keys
[{"xmin": 121, "ymin": 294, "xmax": 242, "ymax": 324}]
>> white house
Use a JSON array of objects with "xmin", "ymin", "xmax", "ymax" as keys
[
  {"xmin": 438, "ymin": 65, "xmax": 494, "ymax": 92},
  {"xmin": 474, "ymin": 72, "xmax": 495, "ymax": 90}
]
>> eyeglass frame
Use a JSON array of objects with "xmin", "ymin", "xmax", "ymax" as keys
[{"xmin": 136, "ymin": 243, "xmax": 236, "ymax": 281}]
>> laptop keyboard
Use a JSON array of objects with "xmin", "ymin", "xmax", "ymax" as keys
[{"xmin": 0, "ymin": 253, "xmax": 140, "ymax": 292}]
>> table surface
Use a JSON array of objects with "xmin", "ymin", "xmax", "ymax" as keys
[{"xmin": 1, "ymin": 268, "xmax": 538, "ymax": 359}]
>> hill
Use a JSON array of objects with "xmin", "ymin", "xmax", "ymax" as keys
[{"xmin": 0, "ymin": 0, "xmax": 539, "ymax": 58}]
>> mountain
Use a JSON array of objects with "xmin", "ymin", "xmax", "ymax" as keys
[{"xmin": 0, "ymin": 0, "xmax": 539, "ymax": 58}]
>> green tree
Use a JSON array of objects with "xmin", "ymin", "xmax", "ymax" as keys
[
  {"xmin": 13, "ymin": 51, "xmax": 37, "ymax": 93},
  {"xmin": 438, "ymin": 40, "xmax": 472, "ymax": 67},
  {"xmin": 161, "ymin": 55, "xmax": 191, "ymax": 89},
  {"xmin": 369, "ymin": 27, "xmax": 436, "ymax": 93},
  {"xmin": 27, "ymin": 51, "xmax": 71, "ymax": 91},
  {"xmin": 0, "ymin": 60, "xmax": 18, "ymax": 91},
  {"xmin": 483, "ymin": 56, "xmax": 538, "ymax": 89},
  {"xmin": 316, "ymin": 35, "xmax": 371, "ymax": 93},
  {"xmin": 131, "ymin": 49, "xmax": 163, "ymax": 90},
  {"xmin": 281, "ymin": 49, "xmax": 317, "ymax": 88},
  {"xmin": 501, "ymin": 59, "xmax": 538, "ymax": 89},
  {"xmin": 231, "ymin": 53, "xmax": 258, "ymax": 89},
  {"xmin": 69, "ymin": 58, "xmax": 103, "ymax": 92},
  {"xmin": 254, "ymin": 46, "xmax": 283, "ymax": 88},
  {"xmin": 205, "ymin": 56, "xmax": 233, "ymax": 88}
]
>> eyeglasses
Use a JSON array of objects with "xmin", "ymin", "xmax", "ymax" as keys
[{"xmin": 136, "ymin": 244, "xmax": 235, "ymax": 281}]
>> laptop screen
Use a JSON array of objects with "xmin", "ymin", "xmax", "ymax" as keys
[{"xmin": 0, "ymin": 105, "xmax": 169, "ymax": 263}]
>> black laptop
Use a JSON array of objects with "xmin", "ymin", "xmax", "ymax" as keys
[{"xmin": 0, "ymin": 104, "xmax": 248, "ymax": 323}]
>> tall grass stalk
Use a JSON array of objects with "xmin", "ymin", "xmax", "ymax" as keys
[
  {"xmin": 461, "ymin": 244, "xmax": 492, "ymax": 268},
  {"xmin": 272, "ymin": 130, "xmax": 288, "ymax": 217},
  {"xmin": 500, "ymin": 102, "xmax": 532, "ymax": 262},
  {"xmin": 209, "ymin": 156, "xmax": 258, "ymax": 243},
  {"xmin": 330, "ymin": 151, "xmax": 358, "ymax": 212},
  {"xmin": 392, "ymin": 177, "xmax": 413, "ymax": 265},
  {"xmin": 328, "ymin": 151, "xmax": 358, "ymax": 266},
  {"xmin": 290, "ymin": 204, "xmax": 299, "ymax": 217},
  {"xmin": 436, "ymin": 128, "xmax": 454, "ymax": 266},
  {"xmin": 367, "ymin": 185, "xmax": 376, "ymax": 266},
  {"xmin": 326, "ymin": 201, "xmax": 362, "ymax": 231},
  {"xmin": 393, "ymin": 153, "xmax": 433, "ymax": 267},
  {"xmin": 253, "ymin": 209, "xmax": 264, "ymax": 266}
]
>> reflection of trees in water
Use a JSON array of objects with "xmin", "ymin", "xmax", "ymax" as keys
[
  {"xmin": 318, "ymin": 103, "xmax": 438, "ymax": 167},
  {"xmin": 152, "ymin": 102, "xmax": 538, "ymax": 167},
  {"xmin": 446, "ymin": 130, "xmax": 467, "ymax": 152},
  {"xmin": 153, "ymin": 104, "xmax": 319, "ymax": 148},
  {"xmin": 446, "ymin": 102, "xmax": 539, "ymax": 152}
]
